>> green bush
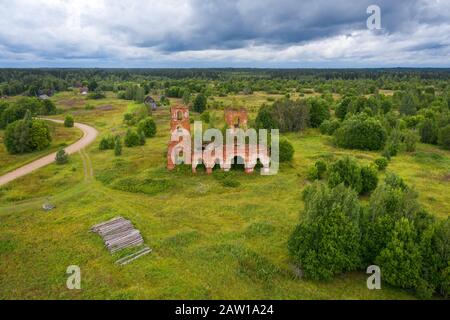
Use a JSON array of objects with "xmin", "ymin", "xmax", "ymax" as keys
[
  {"xmin": 87, "ymin": 90, "xmax": 106, "ymax": 100},
  {"xmin": 319, "ymin": 119, "xmax": 340, "ymax": 135},
  {"xmin": 64, "ymin": 115, "xmax": 74, "ymax": 128},
  {"xmin": 255, "ymin": 104, "xmax": 278, "ymax": 130},
  {"xmin": 385, "ymin": 129, "xmax": 402, "ymax": 157},
  {"xmin": 376, "ymin": 218, "xmax": 422, "ymax": 289},
  {"xmin": 123, "ymin": 112, "xmax": 134, "ymax": 125},
  {"xmin": 193, "ymin": 93, "xmax": 207, "ymax": 113},
  {"xmin": 308, "ymin": 98, "xmax": 330, "ymax": 128},
  {"xmin": 419, "ymin": 118, "xmax": 438, "ymax": 145},
  {"xmin": 278, "ymin": 138, "xmax": 295, "ymax": 162},
  {"xmin": 0, "ymin": 104, "xmax": 28, "ymax": 129},
  {"xmin": 114, "ymin": 136, "xmax": 122, "ymax": 156},
  {"xmin": 402, "ymin": 129, "xmax": 419, "ymax": 152},
  {"xmin": 335, "ymin": 115, "xmax": 387, "ymax": 151},
  {"xmin": 419, "ymin": 218, "xmax": 450, "ymax": 298},
  {"xmin": 374, "ymin": 157, "xmax": 389, "ymax": 171},
  {"xmin": 99, "ymin": 135, "xmax": 115, "ymax": 150},
  {"xmin": 137, "ymin": 117, "xmax": 157, "ymax": 138},
  {"xmin": 55, "ymin": 148, "xmax": 69, "ymax": 164},
  {"xmin": 438, "ymin": 125, "xmax": 450, "ymax": 150},
  {"xmin": 328, "ymin": 156, "xmax": 363, "ymax": 194},
  {"xmin": 124, "ymin": 129, "xmax": 144, "ymax": 147},
  {"xmin": 123, "ymin": 104, "xmax": 149, "ymax": 125},
  {"xmin": 41, "ymin": 100, "xmax": 57, "ymax": 115},
  {"xmin": 360, "ymin": 165, "xmax": 379, "ymax": 194},
  {"xmin": 307, "ymin": 166, "xmax": 319, "ymax": 181},
  {"xmin": 200, "ymin": 111, "xmax": 210, "ymax": 124},
  {"xmin": 256, "ymin": 99, "xmax": 309, "ymax": 132},
  {"xmin": 4, "ymin": 118, "xmax": 51, "ymax": 154},
  {"xmin": 383, "ymin": 141, "xmax": 399, "ymax": 158},
  {"xmin": 288, "ymin": 183, "xmax": 362, "ymax": 280},
  {"xmin": 315, "ymin": 160, "xmax": 327, "ymax": 179}
]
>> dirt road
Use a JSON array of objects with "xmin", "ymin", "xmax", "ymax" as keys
[{"xmin": 0, "ymin": 119, "xmax": 98, "ymax": 186}]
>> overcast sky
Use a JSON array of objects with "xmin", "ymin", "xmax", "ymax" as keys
[{"xmin": 0, "ymin": 0, "xmax": 449, "ymax": 68}]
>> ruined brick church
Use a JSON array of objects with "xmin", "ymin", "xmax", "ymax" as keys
[{"xmin": 167, "ymin": 105, "xmax": 271, "ymax": 174}]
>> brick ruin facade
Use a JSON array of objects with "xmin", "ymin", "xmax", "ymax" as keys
[{"xmin": 167, "ymin": 105, "xmax": 270, "ymax": 174}]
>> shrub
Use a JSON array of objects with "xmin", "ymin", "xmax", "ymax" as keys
[
  {"xmin": 328, "ymin": 156, "xmax": 362, "ymax": 194},
  {"xmin": 319, "ymin": 119, "xmax": 340, "ymax": 135},
  {"xmin": 307, "ymin": 166, "xmax": 319, "ymax": 181},
  {"xmin": 419, "ymin": 218, "xmax": 450, "ymax": 298},
  {"xmin": 384, "ymin": 172, "xmax": 409, "ymax": 191},
  {"xmin": 124, "ymin": 129, "xmax": 144, "ymax": 147},
  {"xmin": 383, "ymin": 141, "xmax": 399, "ymax": 158},
  {"xmin": 402, "ymin": 130, "xmax": 419, "ymax": 152},
  {"xmin": 385, "ymin": 129, "xmax": 402, "ymax": 157},
  {"xmin": 255, "ymin": 104, "xmax": 278, "ymax": 130},
  {"xmin": 193, "ymin": 93, "xmax": 207, "ymax": 113},
  {"xmin": 29, "ymin": 119, "xmax": 52, "ymax": 151},
  {"xmin": 360, "ymin": 174, "xmax": 415, "ymax": 263},
  {"xmin": 288, "ymin": 183, "xmax": 362, "ymax": 280},
  {"xmin": 64, "ymin": 115, "xmax": 74, "ymax": 128},
  {"xmin": 404, "ymin": 115, "xmax": 423, "ymax": 129},
  {"xmin": 278, "ymin": 138, "xmax": 295, "ymax": 162},
  {"xmin": 360, "ymin": 165, "xmax": 379, "ymax": 194},
  {"xmin": 55, "ymin": 148, "xmax": 69, "ymax": 164},
  {"xmin": 335, "ymin": 98, "xmax": 350, "ymax": 120},
  {"xmin": 376, "ymin": 218, "xmax": 422, "ymax": 289},
  {"xmin": 200, "ymin": 111, "xmax": 210, "ymax": 124},
  {"xmin": 137, "ymin": 117, "xmax": 157, "ymax": 138},
  {"xmin": 123, "ymin": 104, "xmax": 149, "ymax": 125},
  {"xmin": 315, "ymin": 160, "xmax": 327, "ymax": 179},
  {"xmin": 400, "ymin": 92, "xmax": 418, "ymax": 115},
  {"xmin": 139, "ymin": 130, "xmax": 146, "ymax": 145},
  {"xmin": 114, "ymin": 136, "xmax": 122, "ymax": 156},
  {"xmin": 0, "ymin": 104, "xmax": 28, "ymax": 129},
  {"xmin": 308, "ymin": 98, "xmax": 330, "ymax": 128},
  {"xmin": 99, "ymin": 136, "xmax": 115, "ymax": 150},
  {"xmin": 257, "ymin": 99, "xmax": 309, "ymax": 132},
  {"xmin": 335, "ymin": 115, "xmax": 387, "ymax": 151},
  {"xmin": 438, "ymin": 125, "xmax": 450, "ymax": 150},
  {"xmin": 4, "ymin": 118, "xmax": 51, "ymax": 154},
  {"xmin": 41, "ymin": 100, "xmax": 57, "ymax": 115},
  {"xmin": 87, "ymin": 90, "xmax": 106, "ymax": 100},
  {"xmin": 123, "ymin": 112, "xmax": 134, "ymax": 125},
  {"xmin": 419, "ymin": 118, "xmax": 438, "ymax": 145},
  {"xmin": 374, "ymin": 157, "xmax": 389, "ymax": 171}
]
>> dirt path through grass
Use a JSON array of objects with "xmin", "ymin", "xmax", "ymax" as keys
[
  {"xmin": 0, "ymin": 119, "xmax": 98, "ymax": 186},
  {"xmin": 79, "ymin": 148, "xmax": 94, "ymax": 181}
]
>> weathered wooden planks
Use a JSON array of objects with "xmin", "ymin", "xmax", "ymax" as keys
[
  {"xmin": 91, "ymin": 217, "xmax": 148, "ymax": 258},
  {"xmin": 115, "ymin": 247, "xmax": 152, "ymax": 266}
]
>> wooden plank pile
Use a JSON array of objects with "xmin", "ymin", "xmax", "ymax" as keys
[{"xmin": 91, "ymin": 217, "xmax": 151, "ymax": 264}]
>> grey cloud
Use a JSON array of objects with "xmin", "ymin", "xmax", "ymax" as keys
[{"xmin": 0, "ymin": 0, "xmax": 449, "ymax": 67}]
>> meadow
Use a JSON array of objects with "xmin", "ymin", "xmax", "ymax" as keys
[{"xmin": 0, "ymin": 89, "xmax": 448, "ymax": 299}]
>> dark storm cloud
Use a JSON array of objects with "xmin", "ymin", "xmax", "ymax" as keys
[
  {"xmin": 0, "ymin": 0, "xmax": 449, "ymax": 67},
  {"xmin": 137, "ymin": 0, "xmax": 424, "ymax": 52}
]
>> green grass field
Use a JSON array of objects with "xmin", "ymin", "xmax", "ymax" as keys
[{"xmin": 0, "ymin": 92, "xmax": 449, "ymax": 299}]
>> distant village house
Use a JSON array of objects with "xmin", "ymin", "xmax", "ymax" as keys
[{"xmin": 144, "ymin": 96, "xmax": 158, "ymax": 111}]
